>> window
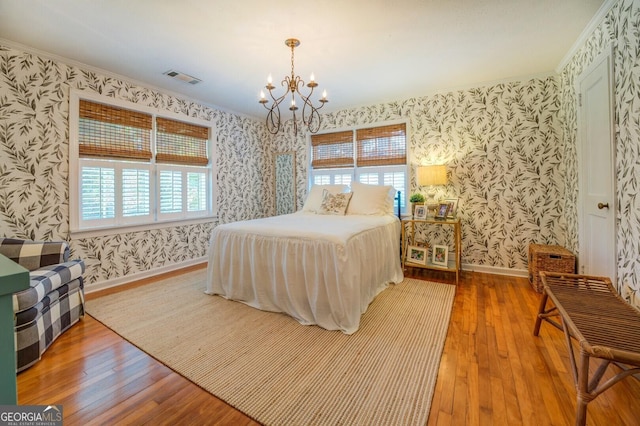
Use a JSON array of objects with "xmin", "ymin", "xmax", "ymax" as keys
[
  {"xmin": 311, "ymin": 171, "xmax": 353, "ymax": 187},
  {"xmin": 70, "ymin": 93, "xmax": 215, "ymax": 232},
  {"xmin": 310, "ymin": 122, "xmax": 408, "ymax": 213}
]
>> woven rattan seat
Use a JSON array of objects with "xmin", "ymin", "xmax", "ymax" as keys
[{"xmin": 533, "ymin": 272, "xmax": 640, "ymax": 426}]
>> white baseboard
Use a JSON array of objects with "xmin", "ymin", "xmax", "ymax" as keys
[
  {"xmin": 85, "ymin": 256, "xmax": 207, "ymax": 294},
  {"xmin": 85, "ymin": 258, "xmax": 527, "ymax": 294},
  {"xmin": 461, "ymin": 263, "xmax": 529, "ymax": 278}
]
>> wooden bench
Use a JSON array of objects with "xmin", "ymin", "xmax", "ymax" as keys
[{"xmin": 533, "ymin": 272, "xmax": 640, "ymax": 426}]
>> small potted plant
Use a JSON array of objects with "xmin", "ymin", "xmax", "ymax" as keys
[{"xmin": 409, "ymin": 193, "xmax": 425, "ymax": 217}]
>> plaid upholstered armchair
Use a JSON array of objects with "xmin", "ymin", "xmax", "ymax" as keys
[{"xmin": 0, "ymin": 238, "xmax": 85, "ymax": 372}]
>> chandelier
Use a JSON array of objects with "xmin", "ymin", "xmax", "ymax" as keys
[{"xmin": 259, "ymin": 38, "xmax": 328, "ymax": 135}]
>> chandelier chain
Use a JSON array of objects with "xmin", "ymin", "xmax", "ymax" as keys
[{"xmin": 290, "ymin": 43, "xmax": 295, "ymax": 80}]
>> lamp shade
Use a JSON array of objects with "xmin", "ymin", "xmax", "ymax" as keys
[{"xmin": 417, "ymin": 165, "xmax": 447, "ymax": 186}]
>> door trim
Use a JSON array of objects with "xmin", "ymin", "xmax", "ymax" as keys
[{"xmin": 575, "ymin": 43, "xmax": 617, "ymax": 280}]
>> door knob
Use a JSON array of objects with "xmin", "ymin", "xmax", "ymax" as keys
[{"xmin": 597, "ymin": 202, "xmax": 609, "ymax": 210}]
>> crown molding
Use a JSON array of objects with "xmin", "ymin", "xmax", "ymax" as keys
[{"xmin": 555, "ymin": 0, "xmax": 617, "ymax": 72}]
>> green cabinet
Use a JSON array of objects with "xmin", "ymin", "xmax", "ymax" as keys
[{"xmin": 0, "ymin": 254, "xmax": 29, "ymax": 404}]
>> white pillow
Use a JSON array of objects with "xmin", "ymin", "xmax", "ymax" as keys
[
  {"xmin": 302, "ymin": 184, "xmax": 349, "ymax": 213},
  {"xmin": 319, "ymin": 190, "xmax": 353, "ymax": 215},
  {"xmin": 347, "ymin": 182, "xmax": 395, "ymax": 215}
]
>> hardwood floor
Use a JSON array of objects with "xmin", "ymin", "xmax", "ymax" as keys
[{"xmin": 17, "ymin": 268, "xmax": 640, "ymax": 425}]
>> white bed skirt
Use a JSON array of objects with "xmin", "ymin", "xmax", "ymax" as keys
[{"xmin": 205, "ymin": 213, "xmax": 404, "ymax": 334}]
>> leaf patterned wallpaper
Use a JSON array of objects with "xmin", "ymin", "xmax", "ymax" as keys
[
  {"xmin": 0, "ymin": 42, "xmax": 569, "ymax": 287},
  {"xmin": 0, "ymin": 43, "xmax": 272, "ymax": 286},
  {"xmin": 275, "ymin": 78, "xmax": 567, "ymax": 274},
  {"xmin": 0, "ymin": 0, "xmax": 638, "ymax": 310},
  {"xmin": 558, "ymin": 0, "xmax": 640, "ymax": 308}
]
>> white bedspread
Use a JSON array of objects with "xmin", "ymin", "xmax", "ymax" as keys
[{"xmin": 205, "ymin": 212, "xmax": 404, "ymax": 334}]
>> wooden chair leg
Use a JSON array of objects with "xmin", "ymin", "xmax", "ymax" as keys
[
  {"xmin": 575, "ymin": 399, "xmax": 588, "ymax": 426},
  {"xmin": 533, "ymin": 292, "xmax": 548, "ymax": 336},
  {"xmin": 575, "ymin": 351, "xmax": 591, "ymax": 426}
]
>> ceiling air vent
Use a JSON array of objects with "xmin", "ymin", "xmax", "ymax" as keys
[{"xmin": 163, "ymin": 70, "xmax": 202, "ymax": 85}]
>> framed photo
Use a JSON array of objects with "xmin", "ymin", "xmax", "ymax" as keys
[
  {"xmin": 414, "ymin": 204, "xmax": 427, "ymax": 219},
  {"xmin": 406, "ymin": 245, "xmax": 428, "ymax": 266},
  {"xmin": 432, "ymin": 245, "xmax": 448, "ymax": 266},
  {"xmin": 435, "ymin": 203, "xmax": 449, "ymax": 220},
  {"xmin": 444, "ymin": 198, "xmax": 458, "ymax": 218}
]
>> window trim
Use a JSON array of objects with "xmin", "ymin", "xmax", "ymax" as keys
[{"xmin": 69, "ymin": 89, "xmax": 217, "ymax": 235}]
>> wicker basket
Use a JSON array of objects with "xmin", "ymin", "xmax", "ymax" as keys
[{"xmin": 528, "ymin": 244, "xmax": 575, "ymax": 293}]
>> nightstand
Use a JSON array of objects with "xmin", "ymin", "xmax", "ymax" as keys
[{"xmin": 401, "ymin": 218, "xmax": 461, "ymax": 284}]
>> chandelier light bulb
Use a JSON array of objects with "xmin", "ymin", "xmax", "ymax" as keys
[
  {"xmin": 267, "ymin": 74, "xmax": 272, "ymax": 84},
  {"xmin": 322, "ymin": 90, "xmax": 327, "ymax": 100},
  {"xmin": 310, "ymin": 73, "xmax": 315, "ymax": 83}
]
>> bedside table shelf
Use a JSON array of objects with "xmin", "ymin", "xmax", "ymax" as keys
[{"xmin": 401, "ymin": 218, "xmax": 461, "ymax": 284}]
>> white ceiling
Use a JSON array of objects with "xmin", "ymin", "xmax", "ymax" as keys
[{"xmin": 0, "ymin": 0, "xmax": 606, "ymax": 120}]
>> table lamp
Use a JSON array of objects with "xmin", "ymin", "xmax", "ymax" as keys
[{"xmin": 417, "ymin": 165, "xmax": 447, "ymax": 216}]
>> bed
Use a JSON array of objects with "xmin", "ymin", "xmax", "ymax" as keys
[{"xmin": 205, "ymin": 182, "xmax": 404, "ymax": 334}]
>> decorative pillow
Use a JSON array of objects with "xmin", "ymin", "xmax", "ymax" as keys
[
  {"xmin": 347, "ymin": 182, "xmax": 395, "ymax": 215},
  {"xmin": 319, "ymin": 190, "xmax": 353, "ymax": 215},
  {"xmin": 302, "ymin": 184, "xmax": 349, "ymax": 213}
]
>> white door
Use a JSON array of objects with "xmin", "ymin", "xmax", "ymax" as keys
[{"xmin": 577, "ymin": 46, "xmax": 616, "ymax": 280}]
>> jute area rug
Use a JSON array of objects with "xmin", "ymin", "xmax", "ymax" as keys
[{"xmin": 86, "ymin": 270, "xmax": 456, "ymax": 426}]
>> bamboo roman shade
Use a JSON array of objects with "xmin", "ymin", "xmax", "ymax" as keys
[
  {"xmin": 156, "ymin": 118, "xmax": 209, "ymax": 166},
  {"xmin": 356, "ymin": 123, "xmax": 406, "ymax": 167},
  {"xmin": 311, "ymin": 131, "xmax": 354, "ymax": 169},
  {"xmin": 79, "ymin": 100, "xmax": 152, "ymax": 160}
]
